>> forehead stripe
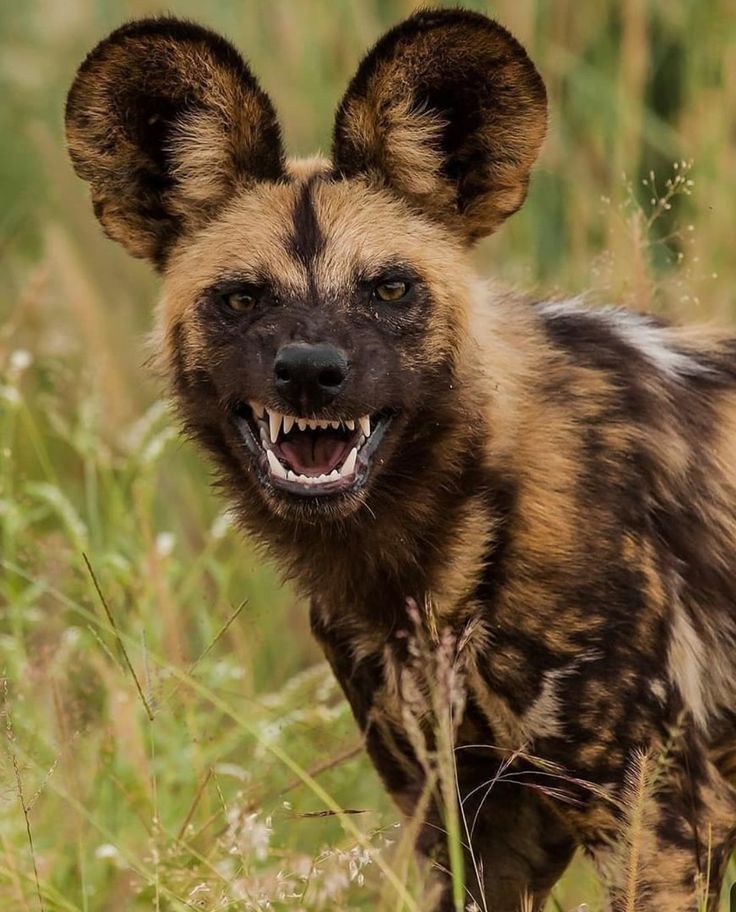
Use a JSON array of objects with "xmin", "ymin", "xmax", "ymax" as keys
[{"xmin": 286, "ymin": 176, "xmax": 326, "ymax": 269}]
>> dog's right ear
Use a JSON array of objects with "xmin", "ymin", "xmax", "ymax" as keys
[{"xmin": 65, "ymin": 18, "xmax": 285, "ymax": 269}]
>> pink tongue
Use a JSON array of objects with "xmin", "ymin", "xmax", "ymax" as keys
[{"xmin": 278, "ymin": 433, "xmax": 349, "ymax": 476}]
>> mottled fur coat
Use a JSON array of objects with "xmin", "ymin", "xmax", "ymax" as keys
[{"xmin": 66, "ymin": 9, "xmax": 736, "ymax": 910}]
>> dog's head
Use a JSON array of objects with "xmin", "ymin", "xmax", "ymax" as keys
[{"xmin": 66, "ymin": 10, "xmax": 546, "ymax": 525}]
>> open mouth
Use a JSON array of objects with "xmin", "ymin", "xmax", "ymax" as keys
[{"xmin": 233, "ymin": 402, "xmax": 392, "ymax": 497}]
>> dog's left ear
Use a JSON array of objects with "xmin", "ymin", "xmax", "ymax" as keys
[{"xmin": 332, "ymin": 9, "xmax": 547, "ymax": 244}]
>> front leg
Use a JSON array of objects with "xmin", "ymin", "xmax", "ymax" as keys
[
  {"xmin": 312, "ymin": 602, "xmax": 577, "ymax": 910},
  {"xmin": 453, "ymin": 753, "xmax": 577, "ymax": 912},
  {"xmin": 363, "ymin": 717, "xmax": 577, "ymax": 912}
]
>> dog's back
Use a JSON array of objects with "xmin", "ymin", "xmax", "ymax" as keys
[{"xmin": 473, "ymin": 292, "xmax": 736, "ymax": 741}]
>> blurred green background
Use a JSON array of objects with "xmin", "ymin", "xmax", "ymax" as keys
[{"xmin": 1, "ymin": 1, "xmax": 735, "ymax": 909}]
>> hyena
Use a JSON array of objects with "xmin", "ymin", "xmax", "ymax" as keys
[{"xmin": 66, "ymin": 8, "xmax": 736, "ymax": 910}]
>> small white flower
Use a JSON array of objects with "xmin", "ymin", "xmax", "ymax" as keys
[
  {"xmin": 95, "ymin": 843, "xmax": 120, "ymax": 860},
  {"xmin": 0, "ymin": 385, "xmax": 20, "ymax": 406},
  {"xmin": 225, "ymin": 809, "xmax": 272, "ymax": 862},
  {"xmin": 155, "ymin": 531, "xmax": 176, "ymax": 557},
  {"xmin": 61, "ymin": 626, "xmax": 81, "ymax": 646},
  {"xmin": 9, "ymin": 349, "xmax": 32, "ymax": 372}
]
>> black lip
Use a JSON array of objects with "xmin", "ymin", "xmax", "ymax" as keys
[{"xmin": 233, "ymin": 406, "xmax": 394, "ymax": 499}]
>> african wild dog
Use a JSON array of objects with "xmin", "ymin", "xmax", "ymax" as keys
[{"xmin": 66, "ymin": 8, "xmax": 736, "ymax": 910}]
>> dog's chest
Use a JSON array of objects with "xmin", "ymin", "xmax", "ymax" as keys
[{"xmin": 317, "ymin": 606, "xmax": 563, "ymax": 754}]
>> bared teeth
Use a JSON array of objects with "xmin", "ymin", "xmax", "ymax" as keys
[
  {"xmin": 340, "ymin": 447, "xmax": 358, "ymax": 477},
  {"xmin": 254, "ymin": 406, "xmax": 375, "ymax": 486},
  {"xmin": 238, "ymin": 405, "xmax": 382, "ymax": 490},
  {"xmin": 266, "ymin": 449, "xmax": 287, "ymax": 479},
  {"xmin": 269, "ymin": 411, "xmax": 282, "ymax": 443},
  {"xmin": 260, "ymin": 406, "xmax": 372, "ymax": 441}
]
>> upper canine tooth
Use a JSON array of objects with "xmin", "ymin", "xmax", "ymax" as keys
[
  {"xmin": 345, "ymin": 419, "xmax": 355, "ymax": 431},
  {"xmin": 341, "ymin": 447, "xmax": 358, "ymax": 477},
  {"xmin": 283, "ymin": 416, "xmax": 295, "ymax": 435},
  {"xmin": 266, "ymin": 449, "xmax": 287, "ymax": 479},
  {"xmin": 359, "ymin": 415, "xmax": 371, "ymax": 437},
  {"xmin": 269, "ymin": 411, "xmax": 282, "ymax": 443}
]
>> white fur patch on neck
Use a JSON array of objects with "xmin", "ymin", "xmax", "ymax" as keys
[{"xmin": 537, "ymin": 299, "xmax": 709, "ymax": 381}]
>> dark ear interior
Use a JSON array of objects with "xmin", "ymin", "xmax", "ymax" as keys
[
  {"xmin": 332, "ymin": 9, "xmax": 547, "ymax": 243},
  {"xmin": 65, "ymin": 18, "xmax": 285, "ymax": 267}
]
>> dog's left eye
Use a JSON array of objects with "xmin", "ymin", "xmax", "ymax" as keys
[{"xmin": 373, "ymin": 280, "xmax": 410, "ymax": 302}]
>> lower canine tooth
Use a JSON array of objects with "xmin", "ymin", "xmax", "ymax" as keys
[
  {"xmin": 359, "ymin": 416, "xmax": 371, "ymax": 437},
  {"xmin": 341, "ymin": 447, "xmax": 357, "ymax": 477},
  {"xmin": 267, "ymin": 449, "xmax": 287, "ymax": 479}
]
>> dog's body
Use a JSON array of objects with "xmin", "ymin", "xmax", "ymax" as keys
[{"xmin": 66, "ymin": 10, "xmax": 736, "ymax": 910}]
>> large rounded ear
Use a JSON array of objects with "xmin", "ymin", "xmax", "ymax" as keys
[
  {"xmin": 332, "ymin": 9, "xmax": 547, "ymax": 244},
  {"xmin": 65, "ymin": 18, "xmax": 285, "ymax": 268}
]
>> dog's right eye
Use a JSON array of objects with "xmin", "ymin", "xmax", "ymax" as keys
[
  {"xmin": 225, "ymin": 289, "xmax": 257, "ymax": 311},
  {"xmin": 219, "ymin": 285, "xmax": 263, "ymax": 312}
]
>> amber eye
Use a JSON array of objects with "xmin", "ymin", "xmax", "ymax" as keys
[
  {"xmin": 224, "ymin": 288, "xmax": 258, "ymax": 312},
  {"xmin": 373, "ymin": 280, "xmax": 410, "ymax": 302}
]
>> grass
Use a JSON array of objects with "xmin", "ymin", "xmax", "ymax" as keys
[{"xmin": 1, "ymin": 0, "xmax": 736, "ymax": 909}]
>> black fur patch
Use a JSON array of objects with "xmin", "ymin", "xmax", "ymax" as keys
[{"xmin": 286, "ymin": 177, "xmax": 326, "ymax": 269}]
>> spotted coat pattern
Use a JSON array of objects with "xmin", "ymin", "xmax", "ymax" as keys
[{"xmin": 66, "ymin": 10, "xmax": 736, "ymax": 910}]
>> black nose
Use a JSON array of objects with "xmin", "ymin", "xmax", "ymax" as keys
[{"xmin": 273, "ymin": 343, "xmax": 349, "ymax": 411}]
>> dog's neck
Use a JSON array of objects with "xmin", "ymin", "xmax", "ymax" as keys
[{"xmin": 243, "ymin": 359, "xmax": 509, "ymax": 633}]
